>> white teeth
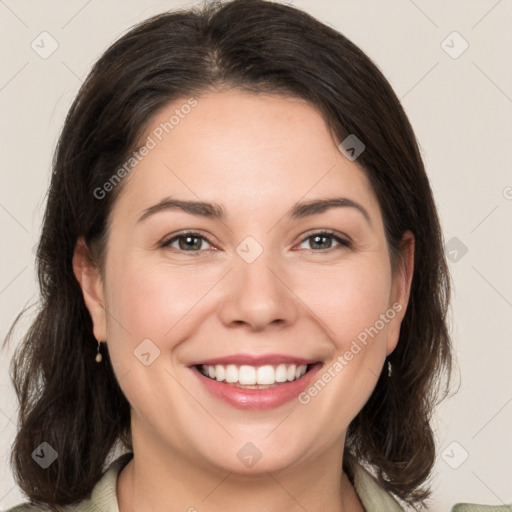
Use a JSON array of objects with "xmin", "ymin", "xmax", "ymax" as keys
[
  {"xmin": 257, "ymin": 365, "xmax": 275, "ymax": 385},
  {"xmin": 214, "ymin": 364, "xmax": 225, "ymax": 382},
  {"xmin": 275, "ymin": 364, "xmax": 288, "ymax": 382},
  {"xmin": 225, "ymin": 364, "xmax": 238, "ymax": 383},
  {"xmin": 200, "ymin": 363, "xmax": 308, "ymax": 385},
  {"xmin": 239, "ymin": 365, "xmax": 256, "ymax": 385}
]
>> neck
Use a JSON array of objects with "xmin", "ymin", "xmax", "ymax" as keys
[{"xmin": 117, "ymin": 428, "xmax": 365, "ymax": 512}]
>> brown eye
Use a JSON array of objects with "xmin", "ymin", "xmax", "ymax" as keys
[
  {"xmin": 297, "ymin": 231, "xmax": 350, "ymax": 251},
  {"xmin": 161, "ymin": 232, "xmax": 213, "ymax": 252}
]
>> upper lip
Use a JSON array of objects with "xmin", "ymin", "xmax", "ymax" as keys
[{"xmin": 188, "ymin": 354, "xmax": 319, "ymax": 367}]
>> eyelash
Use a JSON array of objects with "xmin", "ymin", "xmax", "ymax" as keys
[{"xmin": 160, "ymin": 230, "xmax": 351, "ymax": 255}]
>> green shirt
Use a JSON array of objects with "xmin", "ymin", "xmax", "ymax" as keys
[{"xmin": 5, "ymin": 453, "xmax": 511, "ymax": 511}]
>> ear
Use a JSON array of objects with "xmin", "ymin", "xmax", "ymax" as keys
[
  {"xmin": 386, "ymin": 230, "xmax": 415, "ymax": 355},
  {"xmin": 72, "ymin": 237, "xmax": 107, "ymax": 342}
]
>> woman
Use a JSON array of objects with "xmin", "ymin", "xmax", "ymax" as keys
[{"xmin": 4, "ymin": 0, "xmax": 501, "ymax": 510}]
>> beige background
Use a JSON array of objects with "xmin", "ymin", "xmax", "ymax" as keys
[{"xmin": 1, "ymin": 1, "xmax": 511, "ymax": 510}]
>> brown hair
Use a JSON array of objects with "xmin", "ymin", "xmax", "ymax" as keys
[{"xmin": 3, "ymin": 0, "xmax": 454, "ymax": 509}]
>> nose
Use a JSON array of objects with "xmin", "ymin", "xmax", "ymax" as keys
[{"xmin": 217, "ymin": 250, "xmax": 300, "ymax": 332}]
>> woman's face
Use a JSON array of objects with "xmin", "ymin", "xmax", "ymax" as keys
[{"xmin": 77, "ymin": 90, "xmax": 413, "ymax": 474}]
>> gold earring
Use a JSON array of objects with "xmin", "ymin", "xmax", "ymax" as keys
[{"xmin": 95, "ymin": 340, "xmax": 103, "ymax": 363}]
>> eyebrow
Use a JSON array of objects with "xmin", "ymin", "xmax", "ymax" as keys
[{"xmin": 137, "ymin": 196, "xmax": 371, "ymax": 226}]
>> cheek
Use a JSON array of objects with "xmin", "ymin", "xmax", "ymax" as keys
[
  {"xmin": 293, "ymin": 260, "xmax": 395, "ymax": 430},
  {"xmin": 101, "ymin": 255, "xmax": 216, "ymax": 407},
  {"xmin": 103, "ymin": 246, "xmax": 228, "ymax": 363},
  {"xmin": 292, "ymin": 258, "xmax": 393, "ymax": 351}
]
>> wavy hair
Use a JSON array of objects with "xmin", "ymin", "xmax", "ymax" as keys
[{"xmin": 3, "ymin": 0, "xmax": 454, "ymax": 509}]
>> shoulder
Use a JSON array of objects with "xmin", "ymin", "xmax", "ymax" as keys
[
  {"xmin": 2, "ymin": 503, "xmax": 104, "ymax": 512},
  {"xmin": 2, "ymin": 500, "xmax": 105, "ymax": 512},
  {"xmin": 3, "ymin": 506, "xmax": 42, "ymax": 512},
  {"xmin": 4, "ymin": 452, "xmax": 133, "ymax": 512},
  {"xmin": 351, "ymin": 461, "xmax": 405, "ymax": 511},
  {"xmin": 351, "ymin": 461, "xmax": 512, "ymax": 512},
  {"xmin": 451, "ymin": 505, "xmax": 512, "ymax": 511}
]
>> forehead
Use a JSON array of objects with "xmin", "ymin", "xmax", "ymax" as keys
[{"xmin": 112, "ymin": 90, "xmax": 380, "ymax": 223}]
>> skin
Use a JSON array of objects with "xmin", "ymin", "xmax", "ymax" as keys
[{"xmin": 74, "ymin": 90, "xmax": 414, "ymax": 511}]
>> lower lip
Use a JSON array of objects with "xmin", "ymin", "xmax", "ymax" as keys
[{"xmin": 190, "ymin": 364, "xmax": 322, "ymax": 410}]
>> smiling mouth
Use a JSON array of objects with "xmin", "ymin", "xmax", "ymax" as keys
[{"xmin": 196, "ymin": 363, "xmax": 316, "ymax": 389}]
